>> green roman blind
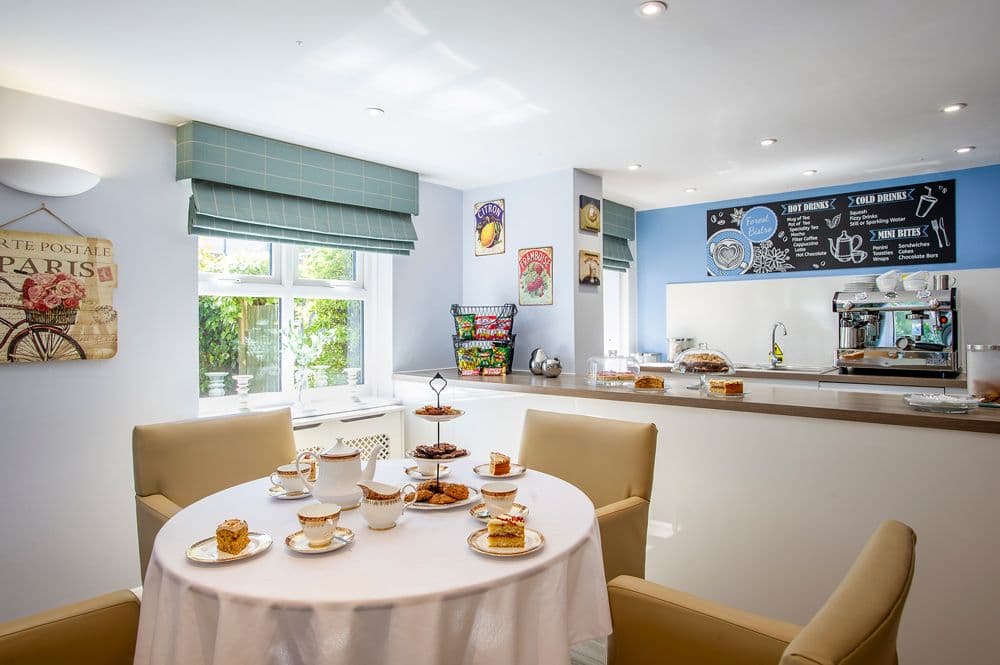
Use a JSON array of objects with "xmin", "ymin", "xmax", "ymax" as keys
[
  {"xmin": 189, "ymin": 181, "xmax": 416, "ymax": 254},
  {"xmin": 177, "ymin": 121, "xmax": 419, "ymax": 254},
  {"xmin": 603, "ymin": 199, "xmax": 635, "ymax": 271}
]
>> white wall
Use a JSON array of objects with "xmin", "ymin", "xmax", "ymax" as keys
[
  {"xmin": 0, "ymin": 87, "xmax": 195, "ymax": 619},
  {"xmin": 462, "ymin": 170, "xmax": 577, "ymax": 372},
  {"xmin": 393, "ymin": 181, "xmax": 462, "ymax": 371},
  {"xmin": 572, "ymin": 169, "xmax": 604, "ymax": 373},
  {"xmin": 666, "ymin": 268, "xmax": 1000, "ymax": 367}
]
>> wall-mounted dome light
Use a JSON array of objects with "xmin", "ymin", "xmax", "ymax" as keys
[{"xmin": 0, "ymin": 158, "xmax": 100, "ymax": 197}]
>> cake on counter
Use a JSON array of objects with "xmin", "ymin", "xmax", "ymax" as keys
[{"xmin": 709, "ymin": 378, "xmax": 744, "ymax": 396}]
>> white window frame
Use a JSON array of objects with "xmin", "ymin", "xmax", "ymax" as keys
[{"xmin": 198, "ymin": 242, "xmax": 392, "ymax": 414}]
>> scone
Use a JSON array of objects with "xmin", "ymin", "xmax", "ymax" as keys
[{"xmin": 216, "ymin": 518, "xmax": 249, "ymax": 555}]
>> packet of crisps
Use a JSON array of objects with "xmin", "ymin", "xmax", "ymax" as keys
[{"xmin": 455, "ymin": 314, "xmax": 475, "ymax": 340}]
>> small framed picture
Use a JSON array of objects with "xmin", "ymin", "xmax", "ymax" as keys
[
  {"xmin": 579, "ymin": 250, "xmax": 601, "ymax": 286},
  {"xmin": 474, "ymin": 199, "xmax": 505, "ymax": 256},
  {"xmin": 579, "ymin": 195, "xmax": 601, "ymax": 233},
  {"xmin": 518, "ymin": 247, "xmax": 553, "ymax": 306}
]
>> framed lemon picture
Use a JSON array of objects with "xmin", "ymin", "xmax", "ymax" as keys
[
  {"xmin": 579, "ymin": 195, "xmax": 601, "ymax": 233},
  {"xmin": 474, "ymin": 199, "xmax": 505, "ymax": 256}
]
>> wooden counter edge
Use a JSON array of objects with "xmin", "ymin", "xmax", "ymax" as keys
[{"xmin": 394, "ymin": 371, "xmax": 1000, "ymax": 436}]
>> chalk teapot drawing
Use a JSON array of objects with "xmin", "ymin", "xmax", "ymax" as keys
[
  {"xmin": 829, "ymin": 231, "xmax": 863, "ymax": 263},
  {"xmin": 297, "ymin": 437, "xmax": 384, "ymax": 508}
]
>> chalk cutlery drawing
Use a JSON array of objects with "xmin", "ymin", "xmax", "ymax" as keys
[
  {"xmin": 930, "ymin": 218, "xmax": 945, "ymax": 249},
  {"xmin": 939, "ymin": 218, "xmax": 950, "ymax": 247}
]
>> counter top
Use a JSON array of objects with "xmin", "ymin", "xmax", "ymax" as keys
[
  {"xmin": 639, "ymin": 363, "xmax": 967, "ymax": 388},
  {"xmin": 394, "ymin": 370, "xmax": 1000, "ymax": 435}
]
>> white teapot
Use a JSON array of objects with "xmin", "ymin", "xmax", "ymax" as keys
[{"xmin": 297, "ymin": 438, "xmax": 384, "ymax": 509}]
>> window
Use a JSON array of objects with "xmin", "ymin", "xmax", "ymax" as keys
[
  {"xmin": 603, "ymin": 268, "xmax": 631, "ymax": 356},
  {"xmin": 197, "ymin": 238, "xmax": 379, "ymax": 406}
]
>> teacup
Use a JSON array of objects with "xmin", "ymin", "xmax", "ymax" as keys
[
  {"xmin": 297, "ymin": 503, "xmax": 341, "ymax": 547},
  {"xmin": 358, "ymin": 480, "xmax": 417, "ymax": 530},
  {"xmin": 271, "ymin": 463, "xmax": 310, "ymax": 493},
  {"xmin": 481, "ymin": 482, "xmax": 518, "ymax": 517}
]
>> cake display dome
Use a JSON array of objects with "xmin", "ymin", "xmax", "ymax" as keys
[
  {"xmin": 671, "ymin": 343, "xmax": 735, "ymax": 390},
  {"xmin": 586, "ymin": 350, "xmax": 640, "ymax": 387}
]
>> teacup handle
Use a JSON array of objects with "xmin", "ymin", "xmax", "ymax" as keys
[
  {"xmin": 401, "ymin": 483, "xmax": 418, "ymax": 509},
  {"xmin": 269, "ymin": 472, "xmax": 283, "ymax": 487},
  {"xmin": 295, "ymin": 451, "xmax": 316, "ymax": 488},
  {"xmin": 850, "ymin": 234, "xmax": 863, "ymax": 251}
]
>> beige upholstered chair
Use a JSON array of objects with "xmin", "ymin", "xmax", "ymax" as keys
[
  {"xmin": 518, "ymin": 409, "xmax": 657, "ymax": 582},
  {"xmin": 133, "ymin": 408, "xmax": 297, "ymax": 576},
  {"xmin": 607, "ymin": 520, "xmax": 916, "ymax": 665},
  {"xmin": 0, "ymin": 590, "xmax": 139, "ymax": 665}
]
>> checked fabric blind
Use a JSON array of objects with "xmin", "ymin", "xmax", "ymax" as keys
[
  {"xmin": 178, "ymin": 122, "xmax": 419, "ymax": 255},
  {"xmin": 602, "ymin": 199, "xmax": 635, "ymax": 272}
]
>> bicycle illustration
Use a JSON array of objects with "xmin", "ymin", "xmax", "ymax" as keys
[{"xmin": 0, "ymin": 276, "xmax": 86, "ymax": 362}]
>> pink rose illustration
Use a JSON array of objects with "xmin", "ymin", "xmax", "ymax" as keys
[
  {"xmin": 27, "ymin": 284, "xmax": 44, "ymax": 302},
  {"xmin": 55, "ymin": 281, "xmax": 77, "ymax": 299},
  {"xmin": 43, "ymin": 293, "xmax": 62, "ymax": 309},
  {"xmin": 63, "ymin": 298, "xmax": 79, "ymax": 309},
  {"xmin": 22, "ymin": 298, "xmax": 34, "ymax": 310},
  {"xmin": 36, "ymin": 273, "xmax": 56, "ymax": 287}
]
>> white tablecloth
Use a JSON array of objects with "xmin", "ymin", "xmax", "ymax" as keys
[{"xmin": 134, "ymin": 459, "xmax": 611, "ymax": 665}]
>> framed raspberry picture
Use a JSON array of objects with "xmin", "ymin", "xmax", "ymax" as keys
[{"xmin": 517, "ymin": 247, "xmax": 553, "ymax": 306}]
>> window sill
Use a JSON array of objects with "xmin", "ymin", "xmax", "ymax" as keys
[{"xmin": 199, "ymin": 393, "xmax": 401, "ymax": 422}]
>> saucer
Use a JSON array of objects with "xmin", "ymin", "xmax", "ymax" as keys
[
  {"xmin": 186, "ymin": 532, "xmax": 272, "ymax": 564},
  {"xmin": 467, "ymin": 527, "xmax": 544, "ymax": 557},
  {"xmin": 405, "ymin": 465, "xmax": 451, "ymax": 480},
  {"xmin": 469, "ymin": 502, "xmax": 529, "ymax": 523},
  {"xmin": 284, "ymin": 528, "xmax": 355, "ymax": 554},
  {"xmin": 267, "ymin": 485, "xmax": 312, "ymax": 500},
  {"xmin": 473, "ymin": 463, "xmax": 526, "ymax": 479}
]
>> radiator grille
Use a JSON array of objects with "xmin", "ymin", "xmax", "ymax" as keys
[{"xmin": 302, "ymin": 433, "xmax": 391, "ymax": 460}]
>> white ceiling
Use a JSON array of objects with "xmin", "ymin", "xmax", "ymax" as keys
[{"xmin": 1, "ymin": 0, "xmax": 998, "ymax": 210}]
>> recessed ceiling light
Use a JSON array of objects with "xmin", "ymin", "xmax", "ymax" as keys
[
  {"xmin": 942, "ymin": 102, "xmax": 967, "ymax": 113},
  {"xmin": 637, "ymin": 1, "xmax": 668, "ymax": 17},
  {"xmin": 954, "ymin": 145, "xmax": 976, "ymax": 154},
  {"xmin": 802, "ymin": 169, "xmax": 818, "ymax": 176},
  {"xmin": 365, "ymin": 107, "xmax": 385, "ymax": 117},
  {"xmin": 760, "ymin": 138, "xmax": 778, "ymax": 147},
  {"xmin": 295, "ymin": 40, "xmax": 304, "ymax": 47},
  {"xmin": 684, "ymin": 187, "xmax": 697, "ymax": 193},
  {"xmin": 627, "ymin": 163, "xmax": 642, "ymax": 171}
]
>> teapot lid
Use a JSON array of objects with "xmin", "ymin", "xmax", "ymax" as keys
[{"xmin": 320, "ymin": 437, "xmax": 360, "ymax": 459}]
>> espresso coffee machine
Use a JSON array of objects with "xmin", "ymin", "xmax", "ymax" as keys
[{"xmin": 832, "ymin": 288, "xmax": 960, "ymax": 376}]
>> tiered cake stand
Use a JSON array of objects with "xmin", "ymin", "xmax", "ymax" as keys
[{"xmin": 412, "ymin": 372, "xmax": 468, "ymax": 485}]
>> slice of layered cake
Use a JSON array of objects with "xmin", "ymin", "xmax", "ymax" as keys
[
  {"xmin": 489, "ymin": 451, "xmax": 511, "ymax": 475},
  {"xmin": 216, "ymin": 518, "xmax": 250, "ymax": 555},
  {"xmin": 487, "ymin": 514, "xmax": 525, "ymax": 548}
]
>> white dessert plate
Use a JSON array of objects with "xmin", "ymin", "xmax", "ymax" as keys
[
  {"xmin": 404, "ymin": 465, "xmax": 451, "ymax": 480},
  {"xmin": 413, "ymin": 409, "xmax": 464, "ymax": 422},
  {"xmin": 408, "ymin": 486, "xmax": 480, "ymax": 511},
  {"xmin": 633, "ymin": 385, "xmax": 669, "ymax": 393},
  {"xmin": 186, "ymin": 532, "xmax": 272, "ymax": 564},
  {"xmin": 467, "ymin": 527, "xmax": 545, "ymax": 557},
  {"xmin": 267, "ymin": 485, "xmax": 312, "ymax": 500},
  {"xmin": 285, "ymin": 527, "xmax": 355, "ymax": 554},
  {"xmin": 469, "ymin": 502, "xmax": 530, "ymax": 523},
  {"xmin": 705, "ymin": 390, "xmax": 749, "ymax": 398},
  {"xmin": 473, "ymin": 463, "xmax": 527, "ymax": 479}
]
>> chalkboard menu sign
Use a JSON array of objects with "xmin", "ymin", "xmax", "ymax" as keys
[{"xmin": 705, "ymin": 179, "xmax": 955, "ymax": 276}]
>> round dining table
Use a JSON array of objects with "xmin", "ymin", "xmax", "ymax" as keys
[{"xmin": 134, "ymin": 459, "xmax": 611, "ymax": 665}]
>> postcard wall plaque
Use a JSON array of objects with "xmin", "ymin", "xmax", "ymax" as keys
[
  {"xmin": 518, "ymin": 247, "xmax": 553, "ymax": 306},
  {"xmin": 0, "ymin": 229, "xmax": 118, "ymax": 363},
  {"xmin": 579, "ymin": 195, "xmax": 601, "ymax": 233},
  {"xmin": 474, "ymin": 199, "xmax": 505, "ymax": 256}
]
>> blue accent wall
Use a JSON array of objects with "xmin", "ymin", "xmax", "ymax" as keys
[{"xmin": 636, "ymin": 164, "xmax": 1000, "ymax": 355}]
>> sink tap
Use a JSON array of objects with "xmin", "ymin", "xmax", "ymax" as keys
[{"xmin": 769, "ymin": 322, "xmax": 787, "ymax": 368}]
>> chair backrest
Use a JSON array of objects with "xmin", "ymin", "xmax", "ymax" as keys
[
  {"xmin": 517, "ymin": 409, "xmax": 657, "ymax": 508},
  {"xmin": 133, "ymin": 408, "xmax": 296, "ymax": 507},
  {"xmin": 0, "ymin": 590, "xmax": 139, "ymax": 665},
  {"xmin": 781, "ymin": 520, "xmax": 916, "ymax": 665}
]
